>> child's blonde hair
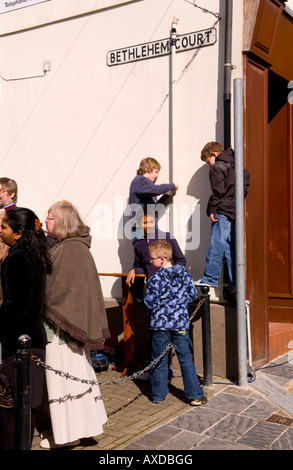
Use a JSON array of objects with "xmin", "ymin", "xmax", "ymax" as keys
[
  {"xmin": 137, "ymin": 157, "xmax": 161, "ymax": 175},
  {"xmin": 149, "ymin": 240, "xmax": 172, "ymax": 261}
]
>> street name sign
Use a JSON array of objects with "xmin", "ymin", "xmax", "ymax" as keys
[{"xmin": 107, "ymin": 27, "xmax": 217, "ymax": 66}]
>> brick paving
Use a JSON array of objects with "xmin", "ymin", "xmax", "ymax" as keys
[
  {"xmin": 32, "ymin": 354, "xmax": 293, "ymax": 451},
  {"xmin": 32, "ymin": 366, "xmax": 226, "ymax": 451}
]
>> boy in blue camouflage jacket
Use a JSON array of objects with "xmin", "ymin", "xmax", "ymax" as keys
[{"xmin": 144, "ymin": 240, "xmax": 207, "ymax": 405}]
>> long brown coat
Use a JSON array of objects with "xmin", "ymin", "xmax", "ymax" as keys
[{"xmin": 43, "ymin": 234, "xmax": 110, "ymax": 350}]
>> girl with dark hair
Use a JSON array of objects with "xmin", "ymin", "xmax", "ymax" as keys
[{"xmin": 0, "ymin": 207, "xmax": 52, "ymax": 450}]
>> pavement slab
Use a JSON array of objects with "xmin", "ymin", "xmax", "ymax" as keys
[{"xmin": 31, "ymin": 352, "xmax": 293, "ymax": 451}]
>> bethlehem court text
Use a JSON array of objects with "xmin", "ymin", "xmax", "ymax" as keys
[{"xmin": 107, "ymin": 28, "xmax": 216, "ymax": 66}]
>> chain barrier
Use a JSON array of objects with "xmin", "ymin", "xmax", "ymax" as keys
[
  {"xmin": 190, "ymin": 298, "xmax": 204, "ymax": 323},
  {"xmin": 31, "ymin": 298, "xmax": 205, "ymax": 386},
  {"xmin": 31, "ymin": 343, "xmax": 173, "ymax": 386}
]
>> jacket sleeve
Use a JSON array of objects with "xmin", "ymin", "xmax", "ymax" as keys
[
  {"xmin": 170, "ymin": 239, "xmax": 186, "ymax": 266},
  {"xmin": 187, "ymin": 274, "xmax": 198, "ymax": 302},
  {"xmin": 144, "ymin": 276, "xmax": 159, "ymax": 310},
  {"xmin": 135, "ymin": 177, "xmax": 175, "ymax": 198},
  {"xmin": 130, "ymin": 243, "xmax": 146, "ymax": 274},
  {"xmin": 207, "ymin": 165, "xmax": 227, "ymax": 215}
]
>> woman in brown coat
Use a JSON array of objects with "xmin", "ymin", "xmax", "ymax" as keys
[{"xmin": 40, "ymin": 201, "xmax": 110, "ymax": 449}]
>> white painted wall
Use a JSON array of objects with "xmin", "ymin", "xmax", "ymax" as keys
[{"xmin": 0, "ymin": 0, "xmax": 244, "ymax": 298}]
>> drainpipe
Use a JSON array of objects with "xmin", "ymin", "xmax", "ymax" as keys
[
  {"xmin": 223, "ymin": 0, "xmax": 233, "ymax": 296},
  {"xmin": 224, "ymin": 2, "xmax": 247, "ymax": 386},
  {"xmin": 234, "ymin": 78, "xmax": 247, "ymax": 388},
  {"xmin": 224, "ymin": 0, "xmax": 233, "ymax": 149},
  {"xmin": 169, "ymin": 17, "xmax": 178, "ymax": 236}
]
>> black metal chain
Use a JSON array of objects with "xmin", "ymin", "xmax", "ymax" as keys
[{"xmin": 31, "ymin": 299, "xmax": 205, "ymax": 386}]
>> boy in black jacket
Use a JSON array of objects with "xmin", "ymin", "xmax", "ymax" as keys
[{"xmin": 196, "ymin": 142, "xmax": 250, "ymax": 301}]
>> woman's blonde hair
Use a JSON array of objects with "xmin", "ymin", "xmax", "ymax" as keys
[{"xmin": 48, "ymin": 200, "xmax": 90, "ymax": 240}]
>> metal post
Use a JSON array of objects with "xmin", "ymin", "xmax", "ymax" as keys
[
  {"xmin": 200, "ymin": 286, "xmax": 212, "ymax": 386},
  {"xmin": 224, "ymin": 0, "xmax": 233, "ymax": 149},
  {"xmin": 170, "ymin": 17, "xmax": 178, "ymax": 184},
  {"xmin": 234, "ymin": 78, "xmax": 247, "ymax": 388},
  {"xmin": 15, "ymin": 334, "xmax": 32, "ymax": 450},
  {"xmin": 169, "ymin": 17, "xmax": 178, "ymax": 237}
]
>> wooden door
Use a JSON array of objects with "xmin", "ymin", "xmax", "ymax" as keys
[
  {"xmin": 245, "ymin": 57, "xmax": 269, "ymax": 365},
  {"xmin": 268, "ymin": 72, "xmax": 293, "ymax": 323}
]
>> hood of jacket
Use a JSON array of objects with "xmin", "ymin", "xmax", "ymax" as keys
[
  {"xmin": 215, "ymin": 147, "xmax": 235, "ymax": 169},
  {"xmin": 157, "ymin": 264, "xmax": 189, "ymax": 287},
  {"xmin": 144, "ymin": 264, "xmax": 197, "ymax": 330}
]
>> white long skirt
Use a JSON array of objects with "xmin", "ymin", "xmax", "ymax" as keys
[{"xmin": 45, "ymin": 333, "xmax": 108, "ymax": 445}]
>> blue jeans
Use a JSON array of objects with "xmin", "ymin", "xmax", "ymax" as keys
[
  {"xmin": 151, "ymin": 330, "xmax": 204, "ymax": 402},
  {"xmin": 201, "ymin": 213, "xmax": 236, "ymax": 288}
]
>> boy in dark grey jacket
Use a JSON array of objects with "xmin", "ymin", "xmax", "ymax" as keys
[{"xmin": 196, "ymin": 142, "xmax": 250, "ymax": 297}]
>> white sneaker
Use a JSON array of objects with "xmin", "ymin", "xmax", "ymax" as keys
[{"xmin": 194, "ymin": 279, "xmax": 217, "ymax": 287}]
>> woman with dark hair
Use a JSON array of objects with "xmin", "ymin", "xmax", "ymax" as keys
[{"xmin": 0, "ymin": 207, "xmax": 52, "ymax": 450}]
